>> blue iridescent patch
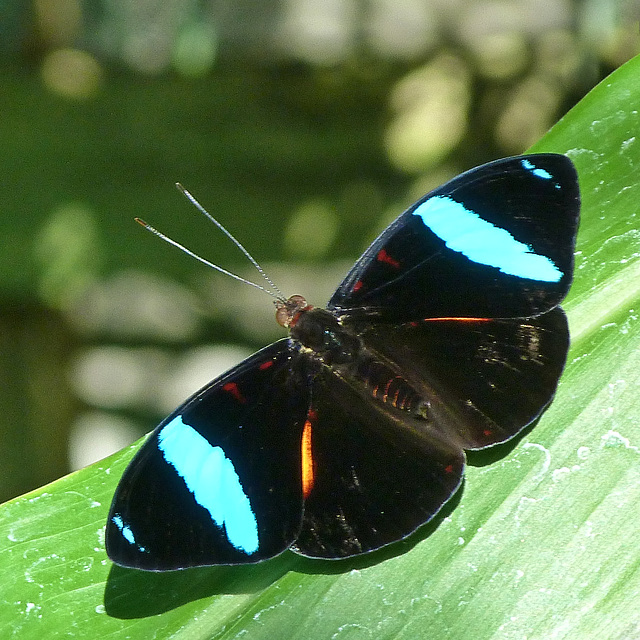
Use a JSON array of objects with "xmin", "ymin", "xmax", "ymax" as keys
[
  {"xmin": 157, "ymin": 416, "xmax": 259, "ymax": 554},
  {"xmin": 412, "ymin": 196, "xmax": 563, "ymax": 282}
]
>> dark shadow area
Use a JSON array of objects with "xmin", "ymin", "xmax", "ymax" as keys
[
  {"xmin": 466, "ymin": 418, "xmax": 537, "ymax": 467},
  {"xmin": 104, "ymin": 552, "xmax": 297, "ymax": 618}
]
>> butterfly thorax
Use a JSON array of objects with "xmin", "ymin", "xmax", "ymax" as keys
[{"xmin": 289, "ymin": 307, "xmax": 360, "ymax": 366}]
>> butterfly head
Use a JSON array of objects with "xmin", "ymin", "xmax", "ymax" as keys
[{"xmin": 275, "ymin": 294, "xmax": 313, "ymax": 328}]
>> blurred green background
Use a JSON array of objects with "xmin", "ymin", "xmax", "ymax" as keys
[{"xmin": 0, "ymin": 0, "xmax": 637, "ymax": 503}]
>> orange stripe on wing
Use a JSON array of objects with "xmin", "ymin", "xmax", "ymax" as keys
[
  {"xmin": 421, "ymin": 317, "xmax": 491, "ymax": 322},
  {"xmin": 301, "ymin": 418, "xmax": 315, "ymax": 498}
]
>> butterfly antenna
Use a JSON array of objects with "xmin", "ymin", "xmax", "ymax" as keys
[
  {"xmin": 176, "ymin": 183, "xmax": 286, "ymax": 302},
  {"xmin": 134, "ymin": 218, "xmax": 283, "ymax": 302}
]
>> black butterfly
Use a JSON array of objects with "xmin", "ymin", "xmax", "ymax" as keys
[{"xmin": 106, "ymin": 154, "xmax": 579, "ymax": 570}]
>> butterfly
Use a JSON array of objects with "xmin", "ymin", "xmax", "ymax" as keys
[{"xmin": 106, "ymin": 154, "xmax": 580, "ymax": 570}]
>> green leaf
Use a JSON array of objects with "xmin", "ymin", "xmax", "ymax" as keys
[{"xmin": 3, "ymin": 54, "xmax": 640, "ymax": 639}]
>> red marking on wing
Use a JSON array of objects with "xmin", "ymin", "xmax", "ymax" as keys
[
  {"xmin": 352, "ymin": 280, "xmax": 363, "ymax": 292},
  {"xmin": 444, "ymin": 464, "xmax": 454, "ymax": 474},
  {"xmin": 259, "ymin": 360, "xmax": 274, "ymax": 370},
  {"xmin": 223, "ymin": 382, "xmax": 246, "ymax": 403},
  {"xmin": 376, "ymin": 248, "xmax": 401, "ymax": 269},
  {"xmin": 483, "ymin": 429, "xmax": 493, "ymax": 437}
]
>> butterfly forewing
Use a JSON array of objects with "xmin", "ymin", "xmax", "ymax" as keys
[
  {"xmin": 106, "ymin": 340, "xmax": 309, "ymax": 570},
  {"xmin": 329, "ymin": 154, "xmax": 579, "ymax": 323}
]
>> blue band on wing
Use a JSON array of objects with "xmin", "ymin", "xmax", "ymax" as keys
[
  {"xmin": 157, "ymin": 416, "xmax": 259, "ymax": 554},
  {"xmin": 412, "ymin": 196, "xmax": 563, "ymax": 282}
]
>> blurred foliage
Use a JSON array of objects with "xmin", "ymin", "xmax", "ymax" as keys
[{"xmin": 0, "ymin": 0, "xmax": 637, "ymax": 502}]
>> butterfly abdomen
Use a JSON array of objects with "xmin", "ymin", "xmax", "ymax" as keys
[{"xmin": 354, "ymin": 354, "xmax": 422, "ymax": 414}]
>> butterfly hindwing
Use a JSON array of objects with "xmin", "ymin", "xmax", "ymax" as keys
[
  {"xmin": 353, "ymin": 307, "xmax": 569, "ymax": 450},
  {"xmin": 329, "ymin": 154, "xmax": 579, "ymax": 323},
  {"xmin": 292, "ymin": 367, "xmax": 465, "ymax": 559},
  {"xmin": 106, "ymin": 340, "xmax": 309, "ymax": 570}
]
